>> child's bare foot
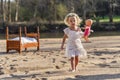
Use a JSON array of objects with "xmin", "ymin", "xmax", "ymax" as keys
[
  {"xmin": 85, "ymin": 41, "xmax": 91, "ymax": 43},
  {"xmin": 71, "ymin": 69, "xmax": 76, "ymax": 72},
  {"xmin": 69, "ymin": 68, "xmax": 76, "ymax": 72}
]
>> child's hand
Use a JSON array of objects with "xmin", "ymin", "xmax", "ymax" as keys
[{"xmin": 77, "ymin": 27, "xmax": 81, "ymax": 31}]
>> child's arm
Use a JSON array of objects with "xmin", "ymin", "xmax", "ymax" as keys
[{"xmin": 61, "ymin": 34, "xmax": 67, "ymax": 50}]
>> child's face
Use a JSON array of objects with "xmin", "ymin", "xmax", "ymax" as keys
[
  {"xmin": 85, "ymin": 20, "xmax": 92, "ymax": 26},
  {"xmin": 67, "ymin": 16, "xmax": 77, "ymax": 27}
]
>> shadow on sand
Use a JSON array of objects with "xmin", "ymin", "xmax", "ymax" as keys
[{"xmin": 65, "ymin": 73, "xmax": 120, "ymax": 80}]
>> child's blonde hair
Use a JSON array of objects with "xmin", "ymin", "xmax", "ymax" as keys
[{"xmin": 64, "ymin": 13, "xmax": 82, "ymax": 26}]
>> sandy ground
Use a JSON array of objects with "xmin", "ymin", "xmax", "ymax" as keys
[{"xmin": 0, "ymin": 36, "xmax": 120, "ymax": 80}]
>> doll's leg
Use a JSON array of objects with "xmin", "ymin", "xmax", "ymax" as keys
[{"xmin": 84, "ymin": 36, "xmax": 90, "ymax": 42}]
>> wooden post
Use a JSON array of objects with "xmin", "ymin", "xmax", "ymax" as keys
[
  {"xmin": 19, "ymin": 27, "xmax": 22, "ymax": 53},
  {"xmin": 6, "ymin": 26, "xmax": 9, "ymax": 53},
  {"xmin": 37, "ymin": 26, "xmax": 40, "ymax": 50},
  {"xmin": 6, "ymin": 26, "xmax": 9, "ymax": 40},
  {"xmin": 24, "ymin": 26, "xmax": 27, "ymax": 51},
  {"xmin": 24, "ymin": 26, "xmax": 27, "ymax": 37}
]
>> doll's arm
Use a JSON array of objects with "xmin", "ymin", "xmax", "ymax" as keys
[
  {"xmin": 90, "ymin": 30, "xmax": 94, "ymax": 32},
  {"xmin": 81, "ymin": 27, "xmax": 85, "ymax": 30}
]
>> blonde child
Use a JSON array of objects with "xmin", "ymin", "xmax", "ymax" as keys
[
  {"xmin": 61, "ymin": 13, "xmax": 87, "ymax": 72},
  {"xmin": 83, "ymin": 19, "xmax": 93, "ymax": 42}
]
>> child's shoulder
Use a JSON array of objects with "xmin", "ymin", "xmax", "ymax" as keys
[
  {"xmin": 63, "ymin": 28, "xmax": 70, "ymax": 35},
  {"xmin": 64, "ymin": 27, "xmax": 70, "ymax": 31},
  {"xmin": 64, "ymin": 27, "xmax": 69, "ymax": 29}
]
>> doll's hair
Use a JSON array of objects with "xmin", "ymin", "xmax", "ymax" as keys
[
  {"xmin": 86, "ymin": 19, "xmax": 93, "ymax": 24},
  {"xmin": 64, "ymin": 13, "xmax": 82, "ymax": 26}
]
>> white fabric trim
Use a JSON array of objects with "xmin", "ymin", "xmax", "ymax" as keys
[{"xmin": 11, "ymin": 37, "xmax": 37, "ymax": 44}]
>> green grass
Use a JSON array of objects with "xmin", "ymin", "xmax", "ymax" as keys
[{"xmin": 94, "ymin": 16, "xmax": 120, "ymax": 22}]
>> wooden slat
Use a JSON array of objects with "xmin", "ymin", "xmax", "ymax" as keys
[{"xmin": 26, "ymin": 33, "xmax": 38, "ymax": 38}]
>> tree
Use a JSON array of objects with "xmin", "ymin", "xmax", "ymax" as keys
[
  {"xmin": 15, "ymin": 0, "xmax": 19, "ymax": 22},
  {"xmin": 4, "ymin": 0, "xmax": 7, "ymax": 22},
  {"xmin": 83, "ymin": 0, "xmax": 87, "ymax": 21},
  {"xmin": 0, "ymin": 0, "xmax": 6, "ymax": 22},
  {"xmin": 8, "ymin": 0, "xmax": 11, "ymax": 22},
  {"xmin": 109, "ymin": 0, "xmax": 117, "ymax": 22},
  {"xmin": 56, "ymin": 3, "xmax": 68, "ymax": 20},
  {"xmin": 1, "ymin": 0, "xmax": 3, "ymax": 21}
]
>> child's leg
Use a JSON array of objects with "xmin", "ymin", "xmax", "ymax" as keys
[
  {"xmin": 75, "ymin": 56, "xmax": 79, "ymax": 70},
  {"xmin": 70, "ymin": 57, "xmax": 75, "ymax": 70}
]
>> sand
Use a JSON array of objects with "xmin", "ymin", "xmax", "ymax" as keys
[{"xmin": 0, "ymin": 36, "xmax": 120, "ymax": 80}]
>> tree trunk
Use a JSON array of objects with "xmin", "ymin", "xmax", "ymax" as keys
[
  {"xmin": 33, "ymin": 0, "xmax": 39, "ymax": 19},
  {"xmin": 8, "ymin": 0, "xmax": 11, "ymax": 22},
  {"xmin": 1, "ymin": 0, "xmax": 4, "ymax": 21},
  {"xmin": 33, "ymin": 5, "xmax": 37, "ymax": 18},
  {"xmin": 83, "ymin": 0, "xmax": 87, "ymax": 22},
  {"xmin": 70, "ymin": 0, "xmax": 74, "ymax": 12},
  {"xmin": 15, "ymin": 0, "xmax": 19, "ymax": 22},
  {"xmin": 53, "ymin": 0, "xmax": 56, "ymax": 21},
  {"xmin": 3, "ymin": 0, "xmax": 7, "ymax": 22},
  {"xmin": 109, "ymin": 0, "xmax": 113, "ymax": 23}
]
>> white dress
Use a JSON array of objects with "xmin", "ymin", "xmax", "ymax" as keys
[{"xmin": 64, "ymin": 27, "xmax": 87, "ymax": 58}]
